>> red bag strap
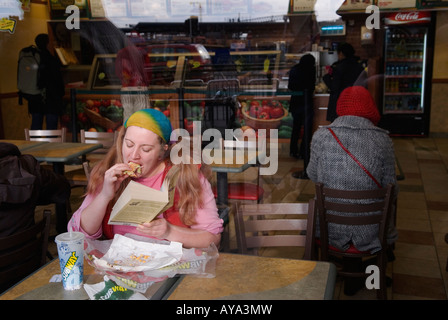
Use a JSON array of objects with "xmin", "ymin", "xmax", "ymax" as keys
[{"xmin": 327, "ymin": 128, "xmax": 382, "ymax": 189}]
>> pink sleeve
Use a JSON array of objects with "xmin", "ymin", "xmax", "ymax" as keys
[
  {"xmin": 67, "ymin": 193, "xmax": 103, "ymax": 239},
  {"xmin": 190, "ymin": 176, "xmax": 224, "ymax": 235}
]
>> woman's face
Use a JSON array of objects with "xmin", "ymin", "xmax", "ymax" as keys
[{"xmin": 122, "ymin": 126, "xmax": 167, "ymax": 178}]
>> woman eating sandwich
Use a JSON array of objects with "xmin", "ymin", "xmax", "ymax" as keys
[{"xmin": 68, "ymin": 108, "xmax": 223, "ymax": 248}]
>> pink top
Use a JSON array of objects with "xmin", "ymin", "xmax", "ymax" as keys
[{"xmin": 67, "ymin": 170, "xmax": 223, "ymax": 240}]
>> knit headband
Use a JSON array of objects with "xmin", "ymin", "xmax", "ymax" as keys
[{"xmin": 124, "ymin": 108, "xmax": 172, "ymax": 143}]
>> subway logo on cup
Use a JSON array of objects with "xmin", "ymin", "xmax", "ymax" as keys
[{"xmin": 62, "ymin": 251, "xmax": 79, "ymax": 281}]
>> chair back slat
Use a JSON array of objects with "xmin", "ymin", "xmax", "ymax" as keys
[
  {"xmin": 80, "ymin": 129, "xmax": 118, "ymax": 154},
  {"xmin": 24, "ymin": 128, "xmax": 66, "ymax": 142},
  {"xmin": 235, "ymin": 201, "xmax": 315, "ymax": 260},
  {"xmin": 246, "ymin": 235, "xmax": 307, "ymax": 248},
  {"xmin": 313, "ymin": 183, "xmax": 395, "ymax": 300}
]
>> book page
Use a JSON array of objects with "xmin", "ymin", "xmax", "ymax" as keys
[
  {"xmin": 109, "ymin": 181, "xmax": 169, "ymax": 226},
  {"xmin": 109, "ymin": 199, "xmax": 168, "ymax": 226}
]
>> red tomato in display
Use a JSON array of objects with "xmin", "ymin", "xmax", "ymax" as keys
[
  {"xmin": 258, "ymin": 111, "xmax": 270, "ymax": 119},
  {"xmin": 270, "ymin": 107, "xmax": 284, "ymax": 119},
  {"xmin": 249, "ymin": 105, "xmax": 261, "ymax": 118},
  {"xmin": 250, "ymin": 100, "xmax": 260, "ymax": 107},
  {"xmin": 261, "ymin": 105, "xmax": 271, "ymax": 115}
]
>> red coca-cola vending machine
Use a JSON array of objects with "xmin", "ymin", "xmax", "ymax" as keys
[{"xmin": 379, "ymin": 11, "xmax": 435, "ymax": 136}]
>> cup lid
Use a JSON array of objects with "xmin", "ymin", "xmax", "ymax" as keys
[{"xmin": 55, "ymin": 231, "xmax": 85, "ymax": 243}]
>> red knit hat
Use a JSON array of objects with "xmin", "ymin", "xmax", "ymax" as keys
[{"xmin": 336, "ymin": 86, "xmax": 380, "ymax": 125}]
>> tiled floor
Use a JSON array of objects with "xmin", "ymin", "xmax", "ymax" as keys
[
  {"xmin": 41, "ymin": 136, "xmax": 448, "ymax": 300},
  {"xmin": 223, "ymin": 137, "xmax": 448, "ymax": 300}
]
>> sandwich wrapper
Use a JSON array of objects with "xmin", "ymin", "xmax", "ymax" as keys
[{"xmin": 84, "ymin": 234, "xmax": 218, "ymax": 293}]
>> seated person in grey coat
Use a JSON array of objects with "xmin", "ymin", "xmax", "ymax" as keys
[{"xmin": 307, "ymin": 86, "xmax": 398, "ymax": 254}]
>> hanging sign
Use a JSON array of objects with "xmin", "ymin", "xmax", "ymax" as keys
[
  {"xmin": 378, "ymin": 0, "xmax": 417, "ymax": 10},
  {"xmin": 0, "ymin": 17, "xmax": 17, "ymax": 34},
  {"xmin": 418, "ymin": 0, "xmax": 448, "ymax": 9}
]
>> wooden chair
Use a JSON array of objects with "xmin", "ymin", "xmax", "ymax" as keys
[
  {"xmin": 65, "ymin": 130, "xmax": 116, "ymax": 188},
  {"xmin": 0, "ymin": 209, "xmax": 51, "ymax": 293},
  {"xmin": 234, "ymin": 201, "xmax": 316, "ymax": 260},
  {"xmin": 65, "ymin": 161, "xmax": 91, "ymax": 187},
  {"xmin": 313, "ymin": 183, "xmax": 395, "ymax": 300},
  {"xmin": 212, "ymin": 138, "xmax": 264, "ymax": 204},
  {"xmin": 24, "ymin": 128, "xmax": 67, "ymax": 142},
  {"xmin": 80, "ymin": 129, "xmax": 118, "ymax": 156}
]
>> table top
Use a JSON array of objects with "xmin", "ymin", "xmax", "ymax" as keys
[
  {"xmin": 207, "ymin": 151, "xmax": 260, "ymax": 173},
  {"xmin": 0, "ymin": 139, "xmax": 48, "ymax": 151},
  {"xmin": 0, "ymin": 258, "xmax": 178, "ymax": 300},
  {"xmin": 166, "ymin": 253, "xmax": 336, "ymax": 300},
  {"xmin": 0, "ymin": 253, "xmax": 336, "ymax": 300},
  {"xmin": 22, "ymin": 142, "xmax": 103, "ymax": 163}
]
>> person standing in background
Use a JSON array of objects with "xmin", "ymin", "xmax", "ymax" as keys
[
  {"xmin": 32, "ymin": 34, "xmax": 65, "ymax": 130},
  {"xmin": 288, "ymin": 54, "xmax": 316, "ymax": 160},
  {"xmin": 323, "ymin": 42, "xmax": 366, "ymax": 123}
]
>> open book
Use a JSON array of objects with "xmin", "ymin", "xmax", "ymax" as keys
[{"xmin": 109, "ymin": 167, "xmax": 178, "ymax": 226}]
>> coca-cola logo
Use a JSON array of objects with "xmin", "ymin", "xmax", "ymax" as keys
[
  {"xmin": 394, "ymin": 12, "xmax": 420, "ymax": 21},
  {"xmin": 385, "ymin": 11, "xmax": 431, "ymax": 25}
]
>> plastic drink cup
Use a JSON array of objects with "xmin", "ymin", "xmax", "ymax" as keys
[{"xmin": 55, "ymin": 232, "xmax": 85, "ymax": 290}]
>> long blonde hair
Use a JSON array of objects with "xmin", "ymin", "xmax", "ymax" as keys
[{"xmin": 87, "ymin": 126, "xmax": 212, "ymax": 226}]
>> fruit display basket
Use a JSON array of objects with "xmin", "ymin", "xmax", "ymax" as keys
[
  {"xmin": 240, "ymin": 99, "xmax": 288, "ymax": 130},
  {"xmin": 84, "ymin": 108, "xmax": 122, "ymax": 130}
]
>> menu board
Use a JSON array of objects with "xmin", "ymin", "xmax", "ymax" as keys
[
  {"xmin": 291, "ymin": 0, "xmax": 376, "ymax": 13},
  {"xmin": 49, "ymin": 0, "xmax": 89, "ymax": 19},
  {"xmin": 378, "ymin": 0, "xmax": 417, "ymax": 9},
  {"xmin": 291, "ymin": 0, "xmax": 316, "ymax": 13},
  {"xmin": 88, "ymin": 0, "xmax": 106, "ymax": 18},
  {"xmin": 418, "ymin": 0, "xmax": 448, "ymax": 8},
  {"xmin": 102, "ymin": 0, "xmax": 128, "ymax": 17}
]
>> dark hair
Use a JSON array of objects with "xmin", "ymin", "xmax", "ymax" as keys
[
  {"xmin": 300, "ymin": 53, "xmax": 316, "ymax": 66},
  {"xmin": 337, "ymin": 43, "xmax": 355, "ymax": 58},
  {"xmin": 35, "ymin": 34, "xmax": 49, "ymax": 51}
]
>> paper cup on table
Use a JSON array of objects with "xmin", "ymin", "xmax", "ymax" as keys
[{"xmin": 55, "ymin": 232, "xmax": 85, "ymax": 290}]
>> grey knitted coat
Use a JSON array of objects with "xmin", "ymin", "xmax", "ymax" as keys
[{"xmin": 307, "ymin": 116, "xmax": 398, "ymax": 253}]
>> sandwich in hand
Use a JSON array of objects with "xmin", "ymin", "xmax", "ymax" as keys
[{"xmin": 123, "ymin": 162, "xmax": 142, "ymax": 178}]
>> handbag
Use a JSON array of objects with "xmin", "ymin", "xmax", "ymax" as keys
[{"xmin": 327, "ymin": 128, "xmax": 382, "ymax": 188}]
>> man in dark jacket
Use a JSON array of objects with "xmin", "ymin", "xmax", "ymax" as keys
[
  {"xmin": 288, "ymin": 54, "xmax": 316, "ymax": 160},
  {"xmin": 0, "ymin": 142, "xmax": 70, "ymax": 237},
  {"xmin": 323, "ymin": 43, "xmax": 367, "ymax": 122},
  {"xmin": 31, "ymin": 34, "xmax": 65, "ymax": 130}
]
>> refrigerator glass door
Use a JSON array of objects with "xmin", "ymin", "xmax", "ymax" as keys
[{"xmin": 383, "ymin": 26, "xmax": 427, "ymax": 114}]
